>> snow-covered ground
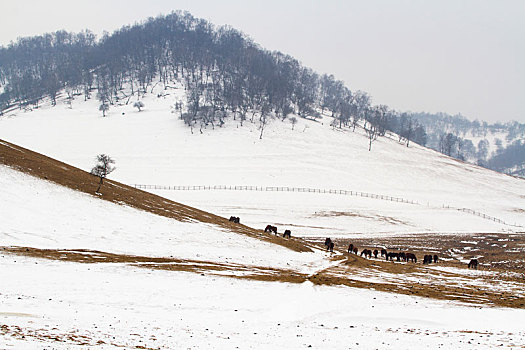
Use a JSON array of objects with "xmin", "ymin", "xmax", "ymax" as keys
[
  {"xmin": 0, "ymin": 86, "xmax": 523, "ymax": 236},
  {"xmin": 151, "ymin": 189, "xmax": 512, "ymax": 237},
  {"xmin": 2, "ymin": 254, "xmax": 525, "ymax": 349},
  {"xmin": 0, "ymin": 165, "xmax": 331, "ymax": 273},
  {"xmin": 2, "ymin": 92, "xmax": 525, "ymax": 348}
]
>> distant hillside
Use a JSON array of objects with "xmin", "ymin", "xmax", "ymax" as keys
[
  {"xmin": 0, "ymin": 11, "xmax": 425, "ymax": 153},
  {"xmin": 1, "ymin": 85, "xmax": 524, "ymax": 235},
  {"xmin": 411, "ymin": 112, "xmax": 525, "ymax": 177},
  {"xmin": 0, "ymin": 11, "xmax": 522, "ymax": 177}
]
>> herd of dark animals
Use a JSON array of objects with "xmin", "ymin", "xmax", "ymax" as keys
[
  {"xmin": 348, "ymin": 242, "xmax": 422, "ymax": 263},
  {"xmin": 346, "ymin": 242, "xmax": 479, "ymax": 267},
  {"xmin": 229, "ymin": 217, "xmax": 480, "ymax": 268},
  {"xmin": 345, "ymin": 241, "xmax": 479, "ymax": 267},
  {"xmin": 230, "ymin": 218, "xmax": 294, "ymax": 239}
]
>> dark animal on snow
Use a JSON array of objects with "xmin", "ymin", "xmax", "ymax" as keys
[
  {"xmin": 468, "ymin": 259, "xmax": 478, "ymax": 269},
  {"xmin": 387, "ymin": 252, "xmax": 399, "ymax": 261},
  {"xmin": 283, "ymin": 229, "xmax": 291, "ymax": 238},
  {"xmin": 229, "ymin": 216, "xmax": 240, "ymax": 223},
  {"xmin": 380, "ymin": 249, "xmax": 387, "ymax": 257},
  {"xmin": 264, "ymin": 225, "xmax": 278, "ymax": 234},
  {"xmin": 433, "ymin": 254, "xmax": 438, "ymax": 263},
  {"xmin": 373, "ymin": 249, "xmax": 378, "ymax": 259},
  {"xmin": 324, "ymin": 238, "xmax": 335, "ymax": 252},
  {"xmin": 360, "ymin": 249, "xmax": 372, "ymax": 258},
  {"xmin": 348, "ymin": 244, "xmax": 354, "ymax": 254},
  {"xmin": 423, "ymin": 255, "xmax": 433, "ymax": 264},
  {"xmin": 399, "ymin": 252, "xmax": 406, "ymax": 262},
  {"xmin": 353, "ymin": 247, "xmax": 358, "ymax": 255},
  {"xmin": 405, "ymin": 253, "xmax": 417, "ymax": 263}
]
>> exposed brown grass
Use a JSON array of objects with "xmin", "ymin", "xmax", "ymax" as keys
[
  {"xmin": 4, "ymin": 245, "xmax": 524, "ymax": 309},
  {"xmin": 335, "ymin": 233, "xmax": 525, "ymax": 271},
  {"xmin": 2, "ymin": 246, "xmax": 307, "ymax": 283}
]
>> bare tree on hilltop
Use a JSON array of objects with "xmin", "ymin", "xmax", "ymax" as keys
[{"xmin": 133, "ymin": 101, "xmax": 145, "ymax": 112}]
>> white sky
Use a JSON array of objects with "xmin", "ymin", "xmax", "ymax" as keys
[{"xmin": 1, "ymin": 0, "xmax": 524, "ymax": 123}]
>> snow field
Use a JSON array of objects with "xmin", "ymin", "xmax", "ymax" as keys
[
  {"xmin": 152, "ymin": 189, "xmax": 509, "ymax": 238},
  {"xmin": 0, "ymin": 165, "xmax": 330, "ymax": 273},
  {"xmin": 1, "ymin": 254, "xmax": 524, "ymax": 349},
  {"xmin": 0, "ymin": 87, "xmax": 524, "ymax": 234}
]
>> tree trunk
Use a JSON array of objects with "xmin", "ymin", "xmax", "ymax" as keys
[{"xmin": 96, "ymin": 176, "xmax": 103, "ymax": 193}]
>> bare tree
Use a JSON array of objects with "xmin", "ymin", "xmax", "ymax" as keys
[
  {"xmin": 91, "ymin": 154, "xmax": 116, "ymax": 193},
  {"xmin": 133, "ymin": 101, "xmax": 145, "ymax": 112},
  {"xmin": 364, "ymin": 107, "xmax": 380, "ymax": 151},
  {"xmin": 258, "ymin": 101, "xmax": 271, "ymax": 139},
  {"xmin": 290, "ymin": 116, "xmax": 298, "ymax": 130},
  {"xmin": 99, "ymin": 103, "xmax": 109, "ymax": 117},
  {"xmin": 364, "ymin": 121, "xmax": 379, "ymax": 151}
]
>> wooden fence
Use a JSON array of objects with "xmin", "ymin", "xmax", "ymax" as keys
[{"xmin": 131, "ymin": 184, "xmax": 523, "ymax": 228}]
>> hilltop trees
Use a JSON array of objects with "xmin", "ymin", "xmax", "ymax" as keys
[{"xmin": 0, "ymin": 11, "xmax": 431, "ymax": 153}]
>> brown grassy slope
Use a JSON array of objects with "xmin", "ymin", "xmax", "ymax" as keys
[{"xmin": 0, "ymin": 139, "xmax": 311, "ymax": 252}]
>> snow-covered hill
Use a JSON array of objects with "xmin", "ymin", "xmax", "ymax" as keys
[
  {"xmin": 1, "ymin": 86, "xmax": 523, "ymax": 236},
  {"xmin": 0, "ymin": 164, "xmax": 329, "ymax": 272},
  {"xmin": 1, "ymin": 158, "xmax": 525, "ymax": 349}
]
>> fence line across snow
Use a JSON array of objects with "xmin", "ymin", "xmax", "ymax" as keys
[
  {"xmin": 130, "ymin": 184, "xmax": 418, "ymax": 204},
  {"xmin": 130, "ymin": 184, "xmax": 524, "ymax": 228}
]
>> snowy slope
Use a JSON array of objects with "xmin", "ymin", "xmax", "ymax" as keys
[
  {"xmin": 0, "ymin": 165, "xmax": 330, "ymax": 273},
  {"xmin": 1, "ymin": 97, "xmax": 525, "ymax": 349},
  {"xmin": 0, "ymin": 86, "xmax": 524, "ymax": 237}
]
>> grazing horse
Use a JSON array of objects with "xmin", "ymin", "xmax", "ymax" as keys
[
  {"xmin": 423, "ymin": 255, "xmax": 433, "ymax": 264},
  {"xmin": 324, "ymin": 238, "xmax": 334, "ymax": 252},
  {"xmin": 387, "ymin": 252, "xmax": 399, "ymax": 261},
  {"xmin": 229, "ymin": 216, "xmax": 240, "ymax": 223},
  {"xmin": 348, "ymin": 244, "xmax": 354, "ymax": 254},
  {"xmin": 264, "ymin": 225, "xmax": 278, "ymax": 234},
  {"xmin": 399, "ymin": 252, "xmax": 406, "ymax": 262},
  {"xmin": 360, "ymin": 249, "xmax": 371, "ymax": 258},
  {"xmin": 373, "ymin": 249, "xmax": 378, "ymax": 259},
  {"xmin": 468, "ymin": 259, "xmax": 478, "ymax": 269},
  {"xmin": 353, "ymin": 247, "xmax": 358, "ymax": 255},
  {"xmin": 380, "ymin": 249, "xmax": 387, "ymax": 257},
  {"xmin": 405, "ymin": 253, "xmax": 417, "ymax": 263},
  {"xmin": 283, "ymin": 229, "xmax": 291, "ymax": 238},
  {"xmin": 433, "ymin": 254, "xmax": 438, "ymax": 263}
]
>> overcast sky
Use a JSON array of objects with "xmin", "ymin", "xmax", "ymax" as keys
[{"xmin": 1, "ymin": 0, "xmax": 523, "ymax": 123}]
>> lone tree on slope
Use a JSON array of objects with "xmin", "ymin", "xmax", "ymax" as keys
[
  {"xmin": 133, "ymin": 101, "xmax": 145, "ymax": 112},
  {"xmin": 91, "ymin": 154, "xmax": 116, "ymax": 193}
]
